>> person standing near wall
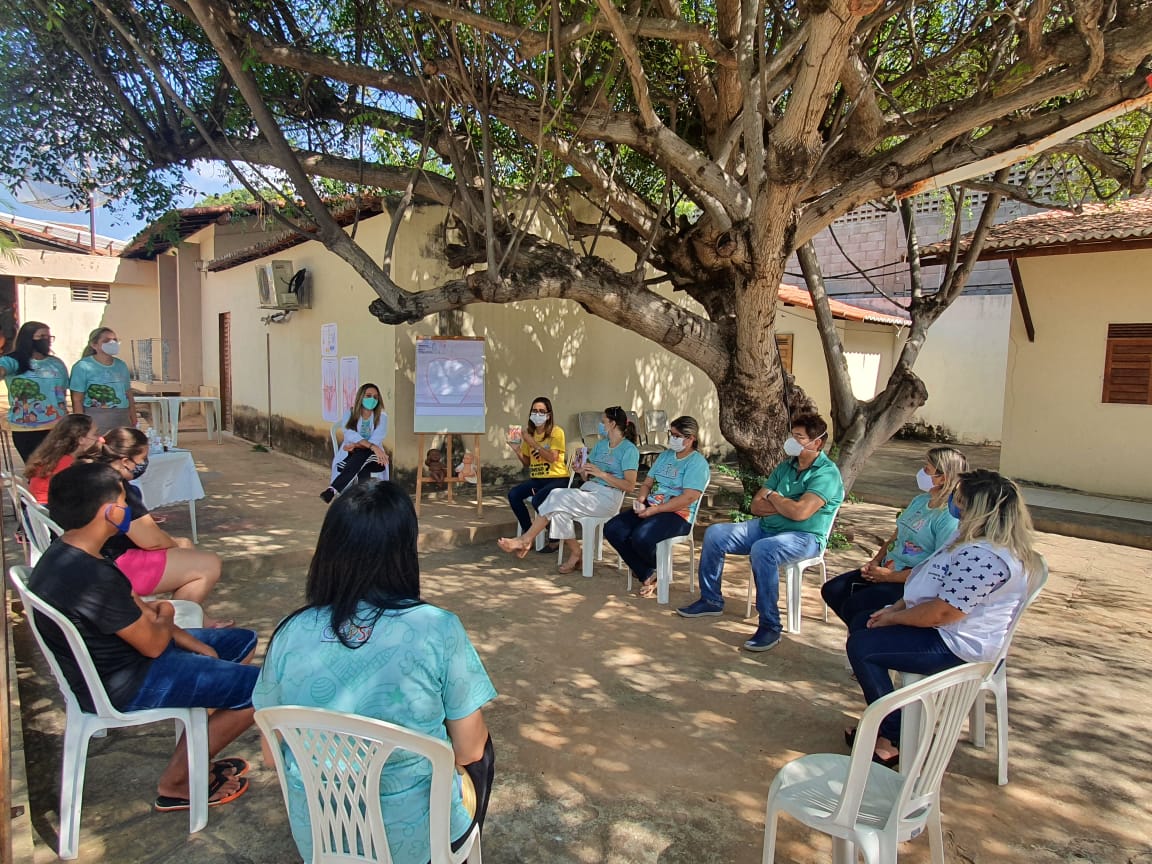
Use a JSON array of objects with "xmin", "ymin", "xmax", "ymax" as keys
[
  {"xmin": 0, "ymin": 321, "xmax": 72, "ymax": 461},
  {"xmin": 69, "ymin": 326, "xmax": 136, "ymax": 432}
]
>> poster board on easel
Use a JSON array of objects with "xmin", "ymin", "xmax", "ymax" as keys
[{"xmin": 413, "ymin": 336, "xmax": 485, "ymax": 514}]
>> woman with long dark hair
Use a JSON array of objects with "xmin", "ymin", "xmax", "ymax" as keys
[
  {"xmin": 24, "ymin": 413, "xmax": 103, "ymax": 503},
  {"xmin": 499, "ymin": 405, "xmax": 639, "ymax": 573},
  {"xmin": 69, "ymin": 326, "xmax": 136, "ymax": 431},
  {"xmin": 0, "ymin": 321, "xmax": 72, "ymax": 460},
  {"xmin": 254, "ymin": 481, "xmax": 497, "ymax": 864},
  {"xmin": 506, "ymin": 396, "xmax": 569, "ymax": 546},
  {"xmin": 320, "ymin": 381, "xmax": 389, "ymax": 503}
]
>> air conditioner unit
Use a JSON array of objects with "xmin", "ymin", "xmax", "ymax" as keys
[{"xmin": 256, "ymin": 260, "xmax": 296, "ymax": 309}]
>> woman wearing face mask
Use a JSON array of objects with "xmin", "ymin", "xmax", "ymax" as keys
[
  {"xmin": 77, "ymin": 427, "xmax": 229, "ymax": 625},
  {"xmin": 320, "ymin": 382, "xmax": 389, "ymax": 503},
  {"xmin": 604, "ymin": 415, "xmax": 710, "ymax": 598},
  {"xmin": 498, "ymin": 406, "xmax": 639, "ymax": 573},
  {"xmin": 0, "ymin": 321, "xmax": 72, "ymax": 460},
  {"xmin": 506, "ymin": 397, "xmax": 569, "ymax": 549},
  {"xmin": 69, "ymin": 327, "xmax": 136, "ymax": 432},
  {"xmin": 844, "ymin": 469, "xmax": 1042, "ymax": 767},
  {"xmin": 821, "ymin": 446, "xmax": 968, "ymax": 626},
  {"xmin": 24, "ymin": 413, "xmax": 104, "ymax": 503}
]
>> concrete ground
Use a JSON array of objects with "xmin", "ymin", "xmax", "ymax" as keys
[{"xmin": 8, "ymin": 434, "xmax": 1152, "ymax": 863}]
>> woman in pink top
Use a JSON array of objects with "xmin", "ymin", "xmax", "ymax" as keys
[{"xmin": 24, "ymin": 414, "xmax": 103, "ymax": 503}]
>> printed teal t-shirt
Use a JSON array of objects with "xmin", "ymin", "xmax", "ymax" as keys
[
  {"xmin": 646, "ymin": 449, "xmax": 710, "ymax": 520},
  {"xmin": 0, "ymin": 355, "xmax": 70, "ymax": 429},
  {"xmin": 68, "ymin": 355, "xmax": 132, "ymax": 409},
  {"xmin": 252, "ymin": 603, "xmax": 497, "ymax": 864},
  {"xmin": 587, "ymin": 438, "xmax": 639, "ymax": 486},
  {"xmin": 759, "ymin": 451, "xmax": 845, "ymax": 545},
  {"xmin": 885, "ymin": 492, "xmax": 959, "ymax": 570}
]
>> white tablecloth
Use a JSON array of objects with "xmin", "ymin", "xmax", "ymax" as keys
[{"xmin": 131, "ymin": 449, "xmax": 205, "ymax": 542}]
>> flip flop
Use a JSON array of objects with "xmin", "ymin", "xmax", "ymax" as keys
[
  {"xmin": 155, "ymin": 774, "xmax": 249, "ymax": 812},
  {"xmin": 208, "ymin": 619, "xmax": 236, "ymax": 629},
  {"xmin": 638, "ymin": 581, "xmax": 658, "ymax": 599},
  {"xmin": 212, "ymin": 757, "xmax": 250, "ymax": 779},
  {"xmin": 558, "ymin": 558, "xmax": 583, "ymax": 574}
]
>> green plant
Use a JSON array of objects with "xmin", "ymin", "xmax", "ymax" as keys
[
  {"xmin": 715, "ymin": 463, "xmax": 768, "ymax": 519},
  {"xmin": 827, "ymin": 530, "xmax": 853, "ymax": 550},
  {"xmin": 251, "ymin": 443, "xmax": 269, "ymax": 452}
]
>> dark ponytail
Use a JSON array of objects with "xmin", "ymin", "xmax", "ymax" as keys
[{"xmin": 604, "ymin": 406, "xmax": 638, "ymax": 445}]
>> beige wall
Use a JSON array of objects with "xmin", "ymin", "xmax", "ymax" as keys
[
  {"xmin": 0, "ymin": 250, "xmax": 159, "ymax": 370},
  {"xmin": 197, "ymin": 206, "xmax": 900, "ymax": 470},
  {"xmin": 1001, "ymin": 250, "xmax": 1152, "ymax": 497}
]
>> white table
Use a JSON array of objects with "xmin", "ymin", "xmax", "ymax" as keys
[
  {"xmin": 135, "ymin": 396, "xmax": 171, "ymax": 438},
  {"xmin": 131, "ymin": 449, "xmax": 205, "ymax": 543},
  {"xmin": 164, "ymin": 396, "xmax": 223, "ymax": 447}
]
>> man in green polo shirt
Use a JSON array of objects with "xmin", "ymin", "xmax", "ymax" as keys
[{"xmin": 677, "ymin": 413, "xmax": 844, "ymax": 651}]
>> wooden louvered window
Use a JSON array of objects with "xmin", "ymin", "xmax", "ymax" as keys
[
  {"xmin": 1102, "ymin": 323, "xmax": 1152, "ymax": 405},
  {"xmin": 776, "ymin": 333, "xmax": 794, "ymax": 373}
]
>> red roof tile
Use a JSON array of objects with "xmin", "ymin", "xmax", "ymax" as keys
[{"xmin": 777, "ymin": 284, "xmax": 909, "ymax": 325}]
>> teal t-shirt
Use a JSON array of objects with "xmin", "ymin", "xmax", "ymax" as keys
[
  {"xmin": 646, "ymin": 449, "xmax": 710, "ymax": 520},
  {"xmin": 68, "ymin": 355, "xmax": 132, "ymax": 410},
  {"xmin": 885, "ymin": 492, "xmax": 959, "ymax": 570},
  {"xmin": 587, "ymin": 438, "xmax": 639, "ymax": 487},
  {"xmin": 0, "ymin": 355, "xmax": 70, "ymax": 429},
  {"xmin": 252, "ymin": 603, "xmax": 497, "ymax": 864},
  {"xmin": 759, "ymin": 451, "xmax": 845, "ymax": 546}
]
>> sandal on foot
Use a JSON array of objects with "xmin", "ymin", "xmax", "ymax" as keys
[
  {"xmin": 211, "ymin": 757, "xmax": 250, "ymax": 779},
  {"xmin": 558, "ymin": 558, "xmax": 582, "ymax": 574},
  {"xmin": 496, "ymin": 538, "xmax": 531, "ymax": 559},
  {"xmin": 155, "ymin": 774, "xmax": 249, "ymax": 812},
  {"xmin": 638, "ymin": 581, "xmax": 657, "ymax": 599},
  {"xmin": 872, "ymin": 751, "xmax": 899, "ymax": 769}
]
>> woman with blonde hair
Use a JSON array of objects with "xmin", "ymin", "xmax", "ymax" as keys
[
  {"xmin": 320, "ymin": 382, "xmax": 389, "ymax": 503},
  {"xmin": 24, "ymin": 413, "xmax": 103, "ymax": 503},
  {"xmin": 69, "ymin": 326, "xmax": 136, "ymax": 431},
  {"xmin": 822, "ymin": 446, "xmax": 968, "ymax": 625},
  {"xmin": 844, "ymin": 468, "xmax": 1042, "ymax": 766}
]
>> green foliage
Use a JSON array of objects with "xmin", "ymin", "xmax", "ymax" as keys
[
  {"xmin": 715, "ymin": 463, "xmax": 767, "ymax": 520},
  {"xmin": 827, "ymin": 530, "xmax": 852, "ymax": 551}
]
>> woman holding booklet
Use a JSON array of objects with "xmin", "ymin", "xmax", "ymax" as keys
[
  {"xmin": 506, "ymin": 397, "xmax": 570, "ymax": 552},
  {"xmin": 499, "ymin": 406, "xmax": 638, "ymax": 573}
]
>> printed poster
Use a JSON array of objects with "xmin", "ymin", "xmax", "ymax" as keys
[
  {"xmin": 320, "ymin": 323, "xmax": 338, "ymax": 357},
  {"xmin": 321, "ymin": 358, "xmax": 340, "ymax": 422},
  {"xmin": 340, "ymin": 356, "xmax": 360, "ymax": 412}
]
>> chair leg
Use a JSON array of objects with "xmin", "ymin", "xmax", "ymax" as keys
[
  {"xmin": 746, "ymin": 572, "xmax": 755, "ymax": 619},
  {"xmin": 655, "ymin": 540, "xmax": 673, "ymax": 605},
  {"xmin": 582, "ymin": 524, "xmax": 595, "ymax": 579},
  {"xmin": 831, "ymin": 837, "xmax": 858, "ymax": 864},
  {"xmin": 927, "ymin": 803, "xmax": 946, "ymax": 864},
  {"xmin": 786, "ymin": 564, "xmax": 802, "ymax": 634},
  {"xmin": 186, "ymin": 710, "xmax": 210, "ymax": 834},
  {"xmin": 970, "ymin": 691, "xmax": 987, "ymax": 749},
  {"xmin": 761, "ymin": 804, "xmax": 779, "ymax": 864},
  {"xmin": 820, "ymin": 561, "xmax": 830, "ymax": 623},
  {"xmin": 687, "ymin": 535, "xmax": 696, "ymax": 595},
  {"xmin": 58, "ymin": 720, "xmax": 94, "ymax": 859},
  {"xmin": 992, "ymin": 676, "xmax": 1010, "ymax": 785}
]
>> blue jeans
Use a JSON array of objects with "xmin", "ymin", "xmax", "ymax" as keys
[
  {"xmin": 508, "ymin": 477, "xmax": 570, "ymax": 533},
  {"xmin": 696, "ymin": 521, "xmax": 821, "ymax": 632},
  {"xmin": 123, "ymin": 628, "xmax": 260, "ymax": 712},
  {"xmin": 604, "ymin": 510, "xmax": 691, "ymax": 582},
  {"xmin": 846, "ymin": 623, "xmax": 963, "ymax": 743},
  {"xmin": 821, "ymin": 569, "xmax": 905, "ymax": 626}
]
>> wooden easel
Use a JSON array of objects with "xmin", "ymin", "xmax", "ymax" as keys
[{"xmin": 414, "ymin": 433, "xmax": 482, "ymax": 516}]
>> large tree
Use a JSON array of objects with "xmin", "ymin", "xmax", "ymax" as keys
[{"xmin": 3, "ymin": 0, "xmax": 1151, "ymax": 484}]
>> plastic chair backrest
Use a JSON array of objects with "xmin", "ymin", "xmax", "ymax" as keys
[
  {"xmin": 329, "ymin": 422, "xmax": 342, "ymax": 456},
  {"xmin": 9, "ymin": 566, "xmax": 122, "ymax": 719},
  {"xmin": 16, "ymin": 486, "xmax": 60, "ymax": 558},
  {"xmin": 834, "ymin": 662, "xmax": 992, "ymax": 831},
  {"xmin": 1, "ymin": 470, "xmax": 22, "ymax": 520},
  {"xmin": 625, "ymin": 411, "xmax": 644, "ymax": 445},
  {"xmin": 644, "ymin": 411, "xmax": 668, "ymax": 436},
  {"xmin": 577, "ymin": 412, "xmax": 601, "ymax": 441},
  {"xmin": 254, "ymin": 705, "xmax": 464, "ymax": 864}
]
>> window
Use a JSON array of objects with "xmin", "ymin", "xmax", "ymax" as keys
[
  {"xmin": 1102, "ymin": 323, "xmax": 1152, "ymax": 405},
  {"xmin": 70, "ymin": 283, "xmax": 110, "ymax": 303},
  {"xmin": 776, "ymin": 333, "xmax": 794, "ymax": 373}
]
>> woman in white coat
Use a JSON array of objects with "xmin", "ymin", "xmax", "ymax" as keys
[{"xmin": 320, "ymin": 383, "xmax": 389, "ymax": 503}]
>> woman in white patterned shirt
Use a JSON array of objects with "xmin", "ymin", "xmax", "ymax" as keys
[{"xmin": 844, "ymin": 469, "xmax": 1042, "ymax": 767}]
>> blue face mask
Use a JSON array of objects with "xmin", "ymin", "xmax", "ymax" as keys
[
  {"xmin": 104, "ymin": 503, "xmax": 132, "ymax": 534},
  {"xmin": 131, "ymin": 457, "xmax": 149, "ymax": 480},
  {"xmin": 947, "ymin": 493, "xmax": 962, "ymax": 520},
  {"xmin": 597, "ymin": 422, "xmax": 606, "ymax": 436},
  {"xmin": 362, "ymin": 396, "xmax": 379, "ymax": 410}
]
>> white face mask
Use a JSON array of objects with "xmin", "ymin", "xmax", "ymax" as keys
[
  {"xmin": 101, "ymin": 340, "xmax": 121, "ymax": 356},
  {"xmin": 667, "ymin": 435, "xmax": 686, "ymax": 453},
  {"xmin": 916, "ymin": 467, "xmax": 937, "ymax": 492},
  {"xmin": 529, "ymin": 412, "xmax": 548, "ymax": 426},
  {"xmin": 782, "ymin": 436, "xmax": 805, "ymax": 457}
]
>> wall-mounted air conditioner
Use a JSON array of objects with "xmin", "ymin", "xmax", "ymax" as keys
[{"xmin": 256, "ymin": 260, "xmax": 311, "ymax": 310}]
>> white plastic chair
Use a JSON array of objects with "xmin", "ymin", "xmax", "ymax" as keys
[
  {"xmin": 637, "ymin": 410, "xmax": 667, "ymax": 467},
  {"xmin": 745, "ymin": 512, "xmax": 840, "ymax": 632},
  {"xmin": 624, "ymin": 507, "xmax": 699, "ymax": 605},
  {"xmin": 515, "ymin": 495, "xmax": 548, "ymax": 552},
  {"xmin": 330, "ymin": 422, "xmax": 388, "ymax": 491},
  {"xmin": 9, "ymin": 565, "xmax": 210, "ymax": 859},
  {"xmin": 553, "ymin": 473, "xmax": 617, "ymax": 579},
  {"xmin": 762, "ymin": 662, "xmax": 992, "ymax": 864},
  {"xmin": 254, "ymin": 705, "xmax": 482, "ymax": 864},
  {"xmin": 576, "ymin": 412, "xmax": 602, "ymax": 446},
  {"xmin": 900, "ymin": 555, "xmax": 1049, "ymax": 786},
  {"xmin": 2, "ymin": 471, "xmax": 35, "ymax": 565}
]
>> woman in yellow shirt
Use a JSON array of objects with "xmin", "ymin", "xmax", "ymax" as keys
[{"xmin": 507, "ymin": 397, "xmax": 569, "ymax": 550}]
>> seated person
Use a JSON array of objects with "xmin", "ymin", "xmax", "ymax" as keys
[
  {"xmin": 605, "ymin": 415, "xmax": 709, "ymax": 597},
  {"xmin": 506, "ymin": 397, "xmax": 570, "ymax": 549},
  {"xmin": 29, "ymin": 463, "xmax": 259, "ymax": 811},
  {"xmin": 677, "ymin": 413, "xmax": 844, "ymax": 652},
  {"xmin": 78, "ymin": 427, "xmax": 229, "ymax": 627},
  {"xmin": 254, "ymin": 481, "xmax": 496, "ymax": 864},
  {"xmin": 24, "ymin": 413, "xmax": 103, "ymax": 503},
  {"xmin": 321, "ymin": 383, "xmax": 389, "ymax": 503},
  {"xmin": 821, "ymin": 446, "xmax": 967, "ymax": 626}
]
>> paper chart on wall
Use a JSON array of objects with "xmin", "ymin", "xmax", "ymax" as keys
[
  {"xmin": 320, "ymin": 323, "xmax": 338, "ymax": 357},
  {"xmin": 340, "ymin": 356, "xmax": 360, "ymax": 411},
  {"xmin": 321, "ymin": 358, "xmax": 340, "ymax": 422},
  {"xmin": 414, "ymin": 337, "xmax": 485, "ymax": 433}
]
